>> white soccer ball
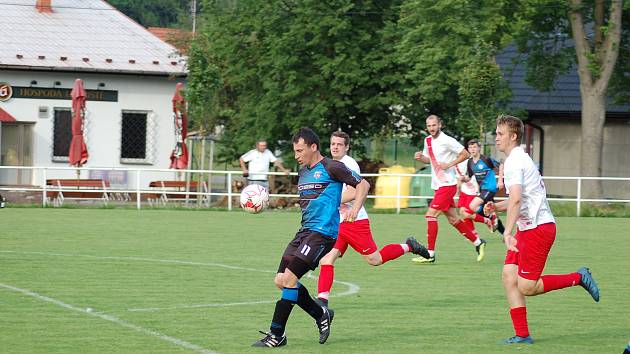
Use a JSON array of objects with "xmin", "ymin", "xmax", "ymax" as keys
[{"xmin": 240, "ymin": 184, "xmax": 269, "ymax": 214}]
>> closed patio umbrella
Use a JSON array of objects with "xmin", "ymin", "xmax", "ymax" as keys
[
  {"xmin": 169, "ymin": 83, "xmax": 188, "ymax": 169},
  {"xmin": 69, "ymin": 79, "xmax": 88, "ymax": 176}
]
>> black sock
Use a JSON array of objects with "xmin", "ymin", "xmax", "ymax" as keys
[
  {"xmin": 296, "ymin": 283, "xmax": 324, "ymax": 320},
  {"xmin": 270, "ymin": 299, "xmax": 294, "ymax": 336},
  {"xmin": 270, "ymin": 287, "xmax": 298, "ymax": 336},
  {"xmin": 497, "ymin": 218, "xmax": 505, "ymax": 234}
]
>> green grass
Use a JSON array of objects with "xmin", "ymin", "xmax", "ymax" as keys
[{"xmin": 1, "ymin": 209, "xmax": 629, "ymax": 353}]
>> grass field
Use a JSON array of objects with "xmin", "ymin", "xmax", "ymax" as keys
[{"xmin": 1, "ymin": 208, "xmax": 629, "ymax": 353}]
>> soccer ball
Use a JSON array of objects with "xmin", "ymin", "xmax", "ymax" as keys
[{"xmin": 240, "ymin": 184, "xmax": 269, "ymax": 214}]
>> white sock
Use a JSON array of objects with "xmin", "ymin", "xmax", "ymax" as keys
[
  {"xmin": 473, "ymin": 238, "xmax": 482, "ymax": 246},
  {"xmin": 401, "ymin": 244, "xmax": 410, "ymax": 253},
  {"xmin": 428, "ymin": 250, "xmax": 435, "ymax": 257}
]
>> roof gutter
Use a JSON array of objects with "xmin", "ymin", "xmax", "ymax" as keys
[{"xmin": 0, "ymin": 64, "xmax": 188, "ymax": 78}]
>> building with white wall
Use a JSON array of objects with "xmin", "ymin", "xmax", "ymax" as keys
[{"xmin": 0, "ymin": 0, "xmax": 187, "ymax": 189}]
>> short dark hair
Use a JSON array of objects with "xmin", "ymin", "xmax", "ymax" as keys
[
  {"xmin": 496, "ymin": 114, "xmax": 524, "ymax": 143},
  {"xmin": 292, "ymin": 127, "xmax": 320, "ymax": 150},
  {"xmin": 331, "ymin": 131, "xmax": 350, "ymax": 146},
  {"xmin": 467, "ymin": 139, "xmax": 480, "ymax": 147}
]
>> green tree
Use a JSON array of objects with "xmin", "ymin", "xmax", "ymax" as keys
[
  {"xmin": 188, "ymin": 0, "xmax": 407, "ymax": 162},
  {"xmin": 457, "ymin": 40, "xmax": 511, "ymax": 146},
  {"xmin": 395, "ymin": 0, "xmax": 518, "ymax": 140},
  {"xmin": 513, "ymin": 0, "xmax": 625, "ymax": 196},
  {"xmin": 108, "ymin": 0, "xmax": 193, "ymax": 28}
]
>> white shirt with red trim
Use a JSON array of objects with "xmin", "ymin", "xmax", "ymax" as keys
[
  {"xmin": 339, "ymin": 155, "xmax": 369, "ymax": 221},
  {"xmin": 456, "ymin": 160, "xmax": 478, "ymax": 196},
  {"xmin": 503, "ymin": 146, "xmax": 555, "ymax": 231},
  {"xmin": 422, "ymin": 132, "xmax": 465, "ymax": 190}
]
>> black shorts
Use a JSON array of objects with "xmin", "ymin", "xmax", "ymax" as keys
[
  {"xmin": 277, "ymin": 229, "xmax": 335, "ymax": 274},
  {"xmin": 478, "ymin": 190, "xmax": 496, "ymax": 204}
]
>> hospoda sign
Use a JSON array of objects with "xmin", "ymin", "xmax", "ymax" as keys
[
  {"xmin": 15, "ymin": 86, "xmax": 118, "ymax": 102},
  {"xmin": 0, "ymin": 83, "xmax": 12, "ymax": 102},
  {"xmin": 5, "ymin": 85, "xmax": 118, "ymax": 102}
]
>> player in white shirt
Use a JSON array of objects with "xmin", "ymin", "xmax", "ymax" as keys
[
  {"xmin": 485, "ymin": 115, "xmax": 600, "ymax": 345},
  {"xmin": 455, "ymin": 159, "xmax": 486, "ymax": 232},
  {"xmin": 239, "ymin": 140, "xmax": 289, "ymax": 189},
  {"xmin": 456, "ymin": 140, "xmax": 505, "ymax": 234},
  {"xmin": 316, "ymin": 131, "xmax": 430, "ymax": 307},
  {"xmin": 412, "ymin": 115, "xmax": 487, "ymax": 264}
]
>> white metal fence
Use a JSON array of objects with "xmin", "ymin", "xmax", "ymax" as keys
[{"xmin": 1, "ymin": 165, "xmax": 629, "ymax": 216}]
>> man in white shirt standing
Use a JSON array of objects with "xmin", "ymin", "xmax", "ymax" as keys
[
  {"xmin": 240, "ymin": 140, "xmax": 289, "ymax": 190},
  {"xmin": 485, "ymin": 115, "xmax": 600, "ymax": 345},
  {"xmin": 412, "ymin": 115, "xmax": 487, "ymax": 264},
  {"xmin": 316, "ymin": 131, "xmax": 430, "ymax": 308}
]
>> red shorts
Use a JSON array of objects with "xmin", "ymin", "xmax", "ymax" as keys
[
  {"xmin": 430, "ymin": 185, "xmax": 457, "ymax": 211},
  {"xmin": 457, "ymin": 192, "xmax": 477, "ymax": 209},
  {"xmin": 334, "ymin": 219, "xmax": 377, "ymax": 256},
  {"xmin": 504, "ymin": 223, "xmax": 556, "ymax": 280}
]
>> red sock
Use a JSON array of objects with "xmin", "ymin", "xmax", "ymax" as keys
[
  {"xmin": 317, "ymin": 265, "xmax": 334, "ymax": 297},
  {"xmin": 541, "ymin": 273, "xmax": 581, "ymax": 293},
  {"xmin": 426, "ymin": 216, "xmax": 438, "ymax": 251},
  {"xmin": 453, "ymin": 220, "xmax": 479, "ymax": 243},
  {"xmin": 379, "ymin": 244, "xmax": 405, "ymax": 264},
  {"xmin": 473, "ymin": 214, "xmax": 486, "ymax": 223},
  {"xmin": 510, "ymin": 307, "xmax": 529, "ymax": 337},
  {"xmin": 463, "ymin": 218, "xmax": 475, "ymax": 230}
]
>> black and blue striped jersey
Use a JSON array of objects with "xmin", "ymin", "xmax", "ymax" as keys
[
  {"xmin": 467, "ymin": 155, "xmax": 500, "ymax": 192},
  {"xmin": 298, "ymin": 157, "xmax": 362, "ymax": 238}
]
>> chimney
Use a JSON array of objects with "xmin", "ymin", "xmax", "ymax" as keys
[{"xmin": 36, "ymin": 0, "xmax": 53, "ymax": 13}]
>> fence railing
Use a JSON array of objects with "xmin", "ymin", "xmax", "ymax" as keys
[{"xmin": 1, "ymin": 165, "xmax": 629, "ymax": 216}]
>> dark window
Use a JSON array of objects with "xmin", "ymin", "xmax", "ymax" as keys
[
  {"xmin": 52, "ymin": 108, "xmax": 72, "ymax": 160},
  {"xmin": 121, "ymin": 112, "xmax": 147, "ymax": 160}
]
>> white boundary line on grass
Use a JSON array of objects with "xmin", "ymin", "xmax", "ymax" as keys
[
  {"xmin": 0, "ymin": 251, "xmax": 361, "ymax": 313},
  {"xmin": 0, "ymin": 282, "xmax": 218, "ymax": 354},
  {"xmin": 127, "ymin": 273, "xmax": 360, "ymax": 313}
]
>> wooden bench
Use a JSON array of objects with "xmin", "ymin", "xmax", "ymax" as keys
[
  {"xmin": 46, "ymin": 179, "xmax": 110, "ymax": 206},
  {"xmin": 148, "ymin": 180, "xmax": 209, "ymax": 206}
]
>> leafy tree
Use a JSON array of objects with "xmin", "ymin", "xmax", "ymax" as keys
[
  {"xmin": 457, "ymin": 40, "xmax": 511, "ymax": 146},
  {"xmin": 395, "ymin": 0, "xmax": 519, "ymax": 141},
  {"xmin": 188, "ymin": 0, "xmax": 407, "ymax": 163},
  {"xmin": 513, "ymin": 0, "xmax": 625, "ymax": 195},
  {"xmin": 108, "ymin": 0, "xmax": 193, "ymax": 28}
]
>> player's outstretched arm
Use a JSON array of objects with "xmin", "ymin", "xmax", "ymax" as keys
[{"xmin": 345, "ymin": 179, "xmax": 370, "ymax": 222}]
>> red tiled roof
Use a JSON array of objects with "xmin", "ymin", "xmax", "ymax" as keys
[
  {"xmin": 148, "ymin": 27, "xmax": 192, "ymax": 54},
  {"xmin": 0, "ymin": 107, "xmax": 17, "ymax": 122}
]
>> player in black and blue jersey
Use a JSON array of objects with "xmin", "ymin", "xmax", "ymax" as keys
[
  {"xmin": 253, "ymin": 127, "xmax": 370, "ymax": 348},
  {"xmin": 460, "ymin": 139, "xmax": 505, "ymax": 234}
]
